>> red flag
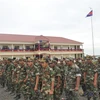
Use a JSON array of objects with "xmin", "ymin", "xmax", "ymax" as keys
[{"xmin": 86, "ymin": 10, "xmax": 93, "ymax": 17}]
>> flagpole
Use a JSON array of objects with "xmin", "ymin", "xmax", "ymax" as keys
[
  {"xmin": 86, "ymin": 9, "xmax": 95, "ymax": 57},
  {"xmin": 91, "ymin": 15, "xmax": 95, "ymax": 56}
]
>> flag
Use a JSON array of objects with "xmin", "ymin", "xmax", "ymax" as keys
[{"xmin": 86, "ymin": 10, "xmax": 93, "ymax": 17}]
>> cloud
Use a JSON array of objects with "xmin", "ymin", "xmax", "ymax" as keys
[{"xmin": 0, "ymin": 0, "xmax": 100, "ymax": 55}]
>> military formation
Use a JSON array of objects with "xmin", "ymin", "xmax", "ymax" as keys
[{"xmin": 0, "ymin": 56, "xmax": 100, "ymax": 100}]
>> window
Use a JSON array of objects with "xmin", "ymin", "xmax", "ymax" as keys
[
  {"xmin": 14, "ymin": 46, "xmax": 19, "ymax": 50},
  {"xmin": 54, "ymin": 46, "xmax": 57, "ymax": 50},
  {"xmin": 2, "ymin": 46, "xmax": 9, "ymax": 50},
  {"xmin": 26, "ymin": 46, "xmax": 30, "ymax": 50}
]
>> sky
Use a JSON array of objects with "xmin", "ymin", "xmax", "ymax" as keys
[{"xmin": 0, "ymin": 0, "xmax": 100, "ymax": 55}]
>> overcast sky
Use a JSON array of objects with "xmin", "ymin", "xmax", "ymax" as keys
[{"xmin": 0, "ymin": 0, "xmax": 100, "ymax": 55}]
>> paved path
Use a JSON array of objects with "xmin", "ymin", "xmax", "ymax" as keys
[
  {"xmin": 0, "ymin": 86, "xmax": 15, "ymax": 100},
  {"xmin": 0, "ymin": 85, "xmax": 24, "ymax": 100},
  {"xmin": 0, "ymin": 85, "xmax": 87, "ymax": 100}
]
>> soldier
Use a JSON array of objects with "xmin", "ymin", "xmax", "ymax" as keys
[
  {"xmin": 5, "ymin": 59, "xmax": 15, "ymax": 92},
  {"xmin": 58, "ymin": 59, "xmax": 65, "ymax": 94},
  {"xmin": 14, "ymin": 58, "xmax": 27, "ymax": 100},
  {"xmin": 75, "ymin": 58, "xmax": 82, "ymax": 68},
  {"xmin": 12, "ymin": 60, "xmax": 19, "ymax": 96},
  {"xmin": 23, "ymin": 58, "xmax": 40, "ymax": 100},
  {"xmin": 80, "ymin": 58, "xmax": 87, "ymax": 96},
  {"xmin": 64, "ymin": 58, "xmax": 81, "ymax": 100},
  {"xmin": 49, "ymin": 59, "xmax": 61, "ymax": 100},
  {"xmin": 40, "ymin": 57, "xmax": 55, "ymax": 100},
  {"xmin": 97, "ymin": 57, "xmax": 100, "ymax": 98},
  {"xmin": 1, "ymin": 59, "xmax": 7, "ymax": 88},
  {"xmin": 84, "ymin": 57, "xmax": 99, "ymax": 100},
  {"xmin": 0, "ymin": 60, "xmax": 3, "ymax": 86}
]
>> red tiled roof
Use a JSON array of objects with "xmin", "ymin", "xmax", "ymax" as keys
[
  {"xmin": 46, "ymin": 36, "xmax": 82, "ymax": 44},
  {"xmin": 0, "ymin": 33, "xmax": 83, "ymax": 44},
  {"xmin": 0, "ymin": 34, "xmax": 36, "ymax": 42}
]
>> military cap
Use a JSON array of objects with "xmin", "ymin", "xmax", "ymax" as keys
[
  {"xmin": 34, "ymin": 57, "xmax": 38, "ymax": 60},
  {"xmin": 98, "ymin": 57, "xmax": 100, "ymax": 60},
  {"xmin": 68, "ymin": 57, "xmax": 74, "ymax": 61},
  {"xmin": 81, "ymin": 58, "xmax": 85, "ymax": 61},
  {"xmin": 65, "ymin": 58, "xmax": 70, "ymax": 61},
  {"xmin": 49, "ymin": 60, "xmax": 52, "ymax": 64},
  {"xmin": 19, "ymin": 58, "xmax": 24, "ymax": 61},
  {"xmin": 40, "ymin": 57, "xmax": 50, "ymax": 63},
  {"xmin": 27, "ymin": 58, "xmax": 33, "ymax": 62},
  {"xmin": 8, "ymin": 58, "xmax": 12, "ymax": 62},
  {"xmin": 52, "ymin": 59, "xmax": 57, "ymax": 63},
  {"xmin": 68, "ymin": 57, "xmax": 74, "ymax": 62},
  {"xmin": 86, "ymin": 56, "xmax": 92, "ymax": 60},
  {"xmin": 53, "ymin": 57, "xmax": 58, "ymax": 62},
  {"xmin": 60, "ymin": 59, "xmax": 63, "ymax": 62}
]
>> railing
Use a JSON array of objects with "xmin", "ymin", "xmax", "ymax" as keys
[
  {"xmin": 0, "ymin": 48, "xmax": 83, "ymax": 52},
  {"xmin": 50, "ymin": 49, "xmax": 83, "ymax": 52}
]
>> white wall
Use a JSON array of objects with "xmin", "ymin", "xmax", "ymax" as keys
[
  {"xmin": 0, "ymin": 45, "xmax": 2, "ymax": 49},
  {"xmin": 0, "ymin": 44, "xmax": 12, "ymax": 49},
  {"xmin": 13, "ymin": 44, "xmax": 23, "ymax": 49},
  {"xmin": 50, "ymin": 45, "xmax": 81, "ymax": 50}
]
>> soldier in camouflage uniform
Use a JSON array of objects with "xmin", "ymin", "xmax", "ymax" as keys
[
  {"xmin": 6, "ymin": 59, "xmax": 15, "ymax": 92},
  {"xmin": 11, "ymin": 60, "xmax": 20, "ymax": 97},
  {"xmin": 1, "ymin": 60, "xmax": 6, "ymax": 88},
  {"xmin": 80, "ymin": 59, "xmax": 87, "ymax": 96},
  {"xmin": 75, "ymin": 58, "xmax": 82, "ymax": 68},
  {"xmin": 84, "ymin": 57, "xmax": 99, "ymax": 100},
  {"xmin": 10, "ymin": 60, "xmax": 16, "ymax": 94},
  {"xmin": 15, "ymin": 58, "xmax": 27, "ymax": 100},
  {"xmin": 34, "ymin": 58, "xmax": 42, "ymax": 91},
  {"xmin": 64, "ymin": 58, "xmax": 81, "ymax": 100},
  {"xmin": 49, "ymin": 59, "xmax": 61, "ymax": 100},
  {"xmin": 0, "ymin": 60, "xmax": 3, "ymax": 86},
  {"xmin": 40, "ymin": 57, "xmax": 55, "ymax": 100},
  {"xmin": 58, "ymin": 59, "xmax": 65, "ymax": 94},
  {"xmin": 97, "ymin": 57, "xmax": 100, "ymax": 98},
  {"xmin": 23, "ymin": 58, "xmax": 40, "ymax": 100}
]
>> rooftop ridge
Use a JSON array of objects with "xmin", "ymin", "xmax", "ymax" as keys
[{"xmin": 0, "ymin": 33, "xmax": 83, "ymax": 44}]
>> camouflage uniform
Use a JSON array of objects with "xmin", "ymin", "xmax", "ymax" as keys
[
  {"xmin": 84, "ymin": 58, "xmax": 99, "ymax": 100},
  {"xmin": 97, "ymin": 57, "xmax": 100, "ymax": 97},
  {"xmin": 49, "ymin": 60, "xmax": 61, "ymax": 100},
  {"xmin": 64, "ymin": 58, "xmax": 81, "ymax": 100},
  {"xmin": 1, "ymin": 60, "xmax": 6, "ymax": 88},
  {"xmin": 79, "ymin": 59, "xmax": 87, "ymax": 95},
  {"xmin": 58, "ymin": 60, "xmax": 65, "ymax": 94},
  {"xmin": 23, "ymin": 59, "xmax": 40, "ymax": 100},
  {"xmin": 12, "ymin": 60, "xmax": 20, "ymax": 96},
  {"xmin": 15, "ymin": 59, "xmax": 27, "ymax": 100},
  {"xmin": 40, "ymin": 57, "xmax": 55, "ymax": 100},
  {"xmin": 0, "ymin": 61, "xmax": 3, "ymax": 86},
  {"xmin": 6, "ymin": 59, "xmax": 15, "ymax": 91}
]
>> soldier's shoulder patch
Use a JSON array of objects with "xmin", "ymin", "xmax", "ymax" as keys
[{"xmin": 49, "ymin": 67, "xmax": 53, "ymax": 71}]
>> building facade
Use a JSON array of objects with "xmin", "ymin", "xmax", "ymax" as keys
[{"xmin": 0, "ymin": 34, "xmax": 84, "ymax": 59}]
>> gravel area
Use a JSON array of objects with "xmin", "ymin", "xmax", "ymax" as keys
[{"xmin": 0, "ymin": 85, "xmax": 87, "ymax": 100}]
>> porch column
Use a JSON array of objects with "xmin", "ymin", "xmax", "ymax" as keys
[
  {"xmin": 23, "ymin": 55, "xmax": 26, "ymax": 59},
  {"xmin": 12, "ymin": 44, "xmax": 14, "ymax": 51},
  {"xmin": 38, "ymin": 41, "xmax": 40, "ymax": 51},
  {"xmin": 12, "ymin": 56, "xmax": 13, "ymax": 59},
  {"xmin": 23, "ymin": 44, "xmax": 25, "ymax": 51}
]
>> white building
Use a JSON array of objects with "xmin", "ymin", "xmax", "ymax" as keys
[{"xmin": 0, "ymin": 34, "xmax": 84, "ymax": 59}]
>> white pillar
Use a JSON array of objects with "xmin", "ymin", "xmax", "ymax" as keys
[
  {"xmin": 0, "ymin": 56, "xmax": 2, "ymax": 60},
  {"xmin": 12, "ymin": 44, "xmax": 14, "ymax": 51},
  {"xmin": 23, "ymin": 44, "xmax": 25, "ymax": 51},
  {"xmin": 23, "ymin": 55, "xmax": 26, "ymax": 59},
  {"xmin": 53, "ymin": 45, "xmax": 54, "ymax": 49},
  {"xmin": 12, "ymin": 56, "xmax": 13, "ymax": 59},
  {"xmin": 61, "ymin": 45, "xmax": 62, "ymax": 49}
]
